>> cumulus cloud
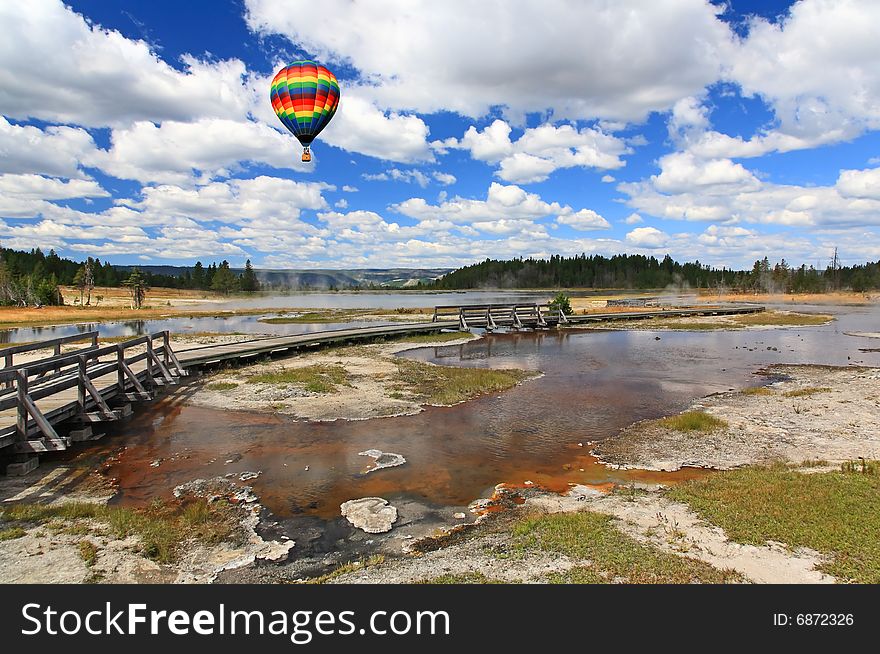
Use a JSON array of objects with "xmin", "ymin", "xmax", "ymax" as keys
[
  {"xmin": 556, "ymin": 209, "xmax": 611, "ymax": 231},
  {"xmin": 452, "ymin": 120, "xmax": 629, "ymax": 183},
  {"xmin": 90, "ymin": 119, "xmax": 309, "ymax": 185},
  {"xmin": 245, "ymin": 0, "xmax": 733, "ymax": 123},
  {"xmin": 727, "ymin": 0, "xmax": 880, "ymax": 148},
  {"xmin": 626, "ymin": 226, "xmax": 669, "ymax": 248},
  {"xmin": 0, "ymin": 0, "xmax": 254, "ymax": 128},
  {"xmin": 836, "ymin": 167, "xmax": 880, "ymax": 200},
  {"xmin": 0, "ymin": 118, "xmax": 98, "ymax": 178}
]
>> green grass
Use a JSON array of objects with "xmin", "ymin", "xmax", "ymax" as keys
[
  {"xmin": 732, "ymin": 311, "xmax": 832, "ymax": 327},
  {"xmin": 417, "ymin": 572, "xmax": 505, "ymax": 584},
  {"xmin": 511, "ymin": 511, "xmax": 743, "ymax": 584},
  {"xmin": 742, "ymin": 386, "xmax": 775, "ymax": 396},
  {"xmin": 259, "ymin": 310, "xmax": 369, "ymax": 324},
  {"xmin": 656, "ymin": 410, "xmax": 728, "ymax": 433},
  {"xmin": 667, "ymin": 464, "xmax": 880, "ymax": 583},
  {"xmin": 300, "ymin": 555, "xmax": 386, "ymax": 584},
  {"xmin": 395, "ymin": 331, "xmax": 472, "ymax": 344},
  {"xmin": 0, "ymin": 526, "xmax": 27, "ymax": 541},
  {"xmin": 247, "ymin": 364, "xmax": 351, "ymax": 393},
  {"xmin": 783, "ymin": 386, "xmax": 832, "ymax": 398},
  {"xmin": 0, "ymin": 499, "xmax": 240, "ymax": 564},
  {"xmin": 78, "ymin": 540, "xmax": 98, "ymax": 566},
  {"xmin": 206, "ymin": 382, "xmax": 238, "ymax": 391},
  {"xmin": 394, "ymin": 359, "xmax": 535, "ymax": 405}
]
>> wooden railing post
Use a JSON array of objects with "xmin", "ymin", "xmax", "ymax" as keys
[
  {"xmin": 16, "ymin": 369, "xmax": 28, "ymax": 440},
  {"xmin": 4, "ymin": 353, "xmax": 12, "ymax": 389},
  {"xmin": 116, "ymin": 345, "xmax": 125, "ymax": 392},
  {"xmin": 77, "ymin": 355, "xmax": 87, "ymax": 412},
  {"xmin": 162, "ymin": 332, "xmax": 170, "ymax": 367},
  {"xmin": 146, "ymin": 338, "xmax": 155, "ymax": 389}
]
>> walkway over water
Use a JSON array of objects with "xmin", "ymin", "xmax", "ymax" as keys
[{"xmin": 0, "ymin": 303, "xmax": 763, "ymax": 470}]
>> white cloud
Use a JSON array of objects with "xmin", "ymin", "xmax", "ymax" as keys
[
  {"xmin": 601, "ymin": 175, "xmax": 615, "ymax": 183},
  {"xmin": 0, "ymin": 0, "xmax": 253, "ymax": 128},
  {"xmin": 836, "ymin": 167, "xmax": 880, "ymax": 200},
  {"xmin": 556, "ymin": 209, "xmax": 611, "ymax": 231},
  {"xmin": 432, "ymin": 172, "xmax": 456, "ymax": 186},
  {"xmin": 393, "ymin": 182, "xmax": 564, "ymax": 224},
  {"xmin": 652, "ymin": 152, "xmax": 760, "ymax": 195},
  {"xmin": 317, "ymin": 93, "xmax": 434, "ymax": 163},
  {"xmin": 623, "ymin": 213, "xmax": 643, "ymax": 225},
  {"xmin": 726, "ymin": 0, "xmax": 880, "ymax": 151},
  {"xmin": 626, "ymin": 226, "xmax": 669, "ymax": 248},
  {"xmin": 0, "ymin": 117, "xmax": 98, "ymax": 178},
  {"xmin": 123, "ymin": 176, "xmax": 330, "ymax": 225},
  {"xmin": 245, "ymin": 0, "xmax": 734, "ymax": 123},
  {"xmin": 335, "ymin": 198, "xmax": 348, "ymax": 209},
  {"xmin": 454, "ymin": 120, "xmax": 629, "ymax": 183},
  {"xmin": 90, "ymin": 119, "xmax": 308, "ymax": 185}
]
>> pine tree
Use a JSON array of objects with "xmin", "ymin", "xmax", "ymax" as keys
[
  {"xmin": 240, "ymin": 259, "xmax": 260, "ymax": 292},
  {"xmin": 123, "ymin": 268, "xmax": 149, "ymax": 309}
]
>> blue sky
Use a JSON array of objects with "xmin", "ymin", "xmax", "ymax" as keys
[{"xmin": 1, "ymin": 0, "xmax": 879, "ymax": 270}]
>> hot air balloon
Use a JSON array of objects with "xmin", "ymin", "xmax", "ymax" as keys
[{"xmin": 270, "ymin": 60, "xmax": 340, "ymax": 162}]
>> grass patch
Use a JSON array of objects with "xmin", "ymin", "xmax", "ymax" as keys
[
  {"xmin": 0, "ymin": 526, "xmax": 27, "ymax": 541},
  {"xmin": 417, "ymin": 572, "xmax": 504, "ymax": 584},
  {"xmin": 667, "ymin": 464, "xmax": 880, "ymax": 582},
  {"xmin": 841, "ymin": 459, "xmax": 878, "ymax": 475},
  {"xmin": 206, "ymin": 382, "xmax": 238, "ymax": 391},
  {"xmin": 395, "ymin": 331, "xmax": 472, "ymax": 344},
  {"xmin": 0, "ymin": 499, "xmax": 240, "ymax": 564},
  {"xmin": 655, "ymin": 410, "xmax": 727, "ymax": 433},
  {"xmin": 732, "ymin": 311, "xmax": 832, "ymax": 327},
  {"xmin": 247, "ymin": 364, "xmax": 350, "ymax": 393},
  {"xmin": 260, "ymin": 310, "xmax": 369, "ymax": 324},
  {"xmin": 300, "ymin": 555, "xmax": 385, "ymax": 584},
  {"xmin": 783, "ymin": 386, "xmax": 831, "ymax": 398},
  {"xmin": 742, "ymin": 386, "xmax": 775, "ymax": 396},
  {"xmin": 511, "ymin": 511, "xmax": 742, "ymax": 584},
  {"xmin": 393, "ymin": 359, "xmax": 535, "ymax": 405},
  {"xmin": 78, "ymin": 540, "xmax": 98, "ymax": 566}
]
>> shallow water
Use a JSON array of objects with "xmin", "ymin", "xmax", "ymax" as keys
[
  {"xmin": 0, "ymin": 316, "xmax": 396, "ymax": 345},
  {"xmin": 89, "ymin": 303, "xmax": 879, "ymax": 520}
]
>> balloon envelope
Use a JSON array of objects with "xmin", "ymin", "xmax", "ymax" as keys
[{"xmin": 270, "ymin": 60, "xmax": 340, "ymax": 149}]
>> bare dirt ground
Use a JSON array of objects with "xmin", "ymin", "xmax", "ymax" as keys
[{"xmin": 593, "ymin": 365, "xmax": 880, "ymax": 471}]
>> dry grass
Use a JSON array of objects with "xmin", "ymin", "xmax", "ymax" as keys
[
  {"xmin": 247, "ymin": 364, "xmax": 351, "ymax": 393},
  {"xmin": 393, "ymin": 359, "xmax": 535, "ymax": 405},
  {"xmin": 731, "ymin": 311, "xmax": 832, "ymax": 327},
  {"xmin": 783, "ymin": 386, "xmax": 832, "ymax": 398},
  {"xmin": 0, "ymin": 499, "xmax": 241, "ymax": 564},
  {"xmin": 206, "ymin": 382, "xmax": 238, "ymax": 391},
  {"xmin": 655, "ymin": 410, "xmax": 728, "ymax": 433},
  {"xmin": 742, "ymin": 386, "xmax": 775, "ymax": 396}
]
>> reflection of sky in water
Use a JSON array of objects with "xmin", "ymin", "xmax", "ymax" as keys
[
  {"xmin": 0, "ymin": 316, "xmax": 397, "ymax": 344},
  {"xmin": 97, "ymin": 303, "xmax": 879, "ymax": 519}
]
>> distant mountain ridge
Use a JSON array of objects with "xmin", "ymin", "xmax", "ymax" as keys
[{"xmin": 114, "ymin": 265, "xmax": 452, "ymax": 289}]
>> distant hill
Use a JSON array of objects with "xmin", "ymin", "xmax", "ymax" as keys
[{"xmin": 116, "ymin": 265, "xmax": 452, "ymax": 290}]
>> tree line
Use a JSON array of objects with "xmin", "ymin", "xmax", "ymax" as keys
[
  {"xmin": 422, "ymin": 254, "xmax": 880, "ymax": 292},
  {"xmin": 0, "ymin": 246, "xmax": 260, "ymax": 307}
]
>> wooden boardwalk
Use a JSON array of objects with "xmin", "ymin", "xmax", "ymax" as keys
[
  {"xmin": 0, "ymin": 303, "xmax": 764, "ymax": 471},
  {"xmin": 432, "ymin": 302, "xmax": 765, "ymax": 330}
]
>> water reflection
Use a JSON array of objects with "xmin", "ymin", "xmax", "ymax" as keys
[{"xmin": 91, "ymin": 303, "xmax": 879, "ymax": 519}]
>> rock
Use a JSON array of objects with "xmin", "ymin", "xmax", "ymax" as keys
[
  {"xmin": 6, "ymin": 457, "xmax": 38, "ymax": 476},
  {"xmin": 340, "ymin": 497, "xmax": 398, "ymax": 534},
  {"xmin": 453, "ymin": 512, "xmax": 466, "ymax": 519},
  {"xmin": 358, "ymin": 449, "xmax": 406, "ymax": 474},
  {"xmin": 239, "ymin": 471, "xmax": 261, "ymax": 482}
]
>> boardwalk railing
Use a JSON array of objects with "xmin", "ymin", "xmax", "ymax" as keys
[
  {"xmin": 432, "ymin": 303, "xmax": 568, "ymax": 330},
  {"xmin": 0, "ymin": 331, "xmax": 185, "ymax": 453},
  {"xmin": 1, "ymin": 331, "xmax": 100, "ymax": 389}
]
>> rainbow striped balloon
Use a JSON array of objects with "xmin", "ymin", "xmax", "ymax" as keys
[{"xmin": 270, "ymin": 60, "xmax": 340, "ymax": 160}]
